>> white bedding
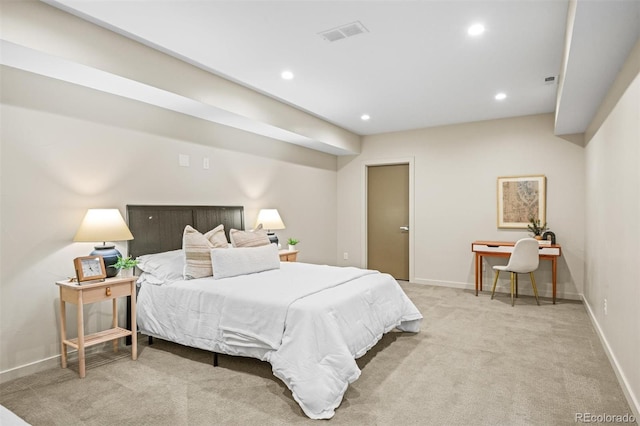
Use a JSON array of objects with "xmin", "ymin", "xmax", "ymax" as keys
[
  {"xmin": 137, "ymin": 262, "xmax": 422, "ymax": 419},
  {"xmin": 0, "ymin": 406, "xmax": 30, "ymax": 426}
]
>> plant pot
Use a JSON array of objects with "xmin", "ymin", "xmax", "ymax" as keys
[
  {"xmin": 120, "ymin": 268, "xmax": 133, "ymax": 278},
  {"xmin": 534, "ymin": 235, "xmax": 542, "ymax": 240},
  {"xmin": 288, "ymin": 245, "xmax": 297, "ymax": 251}
]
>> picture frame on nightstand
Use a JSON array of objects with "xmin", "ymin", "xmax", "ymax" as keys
[{"xmin": 73, "ymin": 255, "xmax": 107, "ymax": 283}]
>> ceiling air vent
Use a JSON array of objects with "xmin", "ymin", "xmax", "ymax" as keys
[
  {"xmin": 544, "ymin": 75, "xmax": 557, "ymax": 85},
  {"xmin": 319, "ymin": 21, "xmax": 368, "ymax": 42}
]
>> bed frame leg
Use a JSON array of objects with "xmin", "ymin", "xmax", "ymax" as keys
[
  {"xmin": 148, "ymin": 336, "xmax": 154, "ymax": 345},
  {"xmin": 213, "ymin": 352, "xmax": 219, "ymax": 367}
]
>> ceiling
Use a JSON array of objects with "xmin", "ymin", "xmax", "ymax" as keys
[{"xmin": 28, "ymin": 1, "xmax": 640, "ymax": 141}]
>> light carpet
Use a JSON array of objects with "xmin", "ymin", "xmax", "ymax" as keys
[{"xmin": 0, "ymin": 283, "xmax": 635, "ymax": 425}]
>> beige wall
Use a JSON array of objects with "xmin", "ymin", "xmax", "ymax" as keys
[
  {"xmin": 0, "ymin": 66, "xmax": 338, "ymax": 379},
  {"xmin": 338, "ymin": 113, "xmax": 586, "ymax": 300},
  {"xmin": 583, "ymin": 42, "xmax": 640, "ymax": 417},
  {"xmin": 1, "ymin": 0, "xmax": 360, "ymax": 155}
]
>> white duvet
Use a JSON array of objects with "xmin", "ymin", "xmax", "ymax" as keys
[{"xmin": 137, "ymin": 262, "xmax": 422, "ymax": 419}]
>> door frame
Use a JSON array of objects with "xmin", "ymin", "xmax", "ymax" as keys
[{"xmin": 362, "ymin": 157, "xmax": 415, "ymax": 282}]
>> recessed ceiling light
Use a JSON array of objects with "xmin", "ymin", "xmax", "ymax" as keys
[
  {"xmin": 361, "ymin": 114, "xmax": 370, "ymax": 121},
  {"xmin": 468, "ymin": 23, "xmax": 485, "ymax": 36},
  {"xmin": 281, "ymin": 70, "xmax": 294, "ymax": 80},
  {"xmin": 495, "ymin": 92, "xmax": 507, "ymax": 100}
]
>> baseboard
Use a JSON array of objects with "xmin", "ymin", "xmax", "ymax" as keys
[
  {"xmin": 0, "ymin": 343, "xmax": 119, "ymax": 384},
  {"xmin": 582, "ymin": 295, "xmax": 640, "ymax": 420},
  {"xmin": 0, "ymin": 355, "xmax": 60, "ymax": 384},
  {"xmin": 411, "ymin": 278, "xmax": 470, "ymax": 290},
  {"xmin": 410, "ymin": 278, "xmax": 582, "ymax": 300}
]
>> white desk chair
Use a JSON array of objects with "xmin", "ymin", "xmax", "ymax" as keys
[{"xmin": 491, "ymin": 238, "xmax": 541, "ymax": 306}]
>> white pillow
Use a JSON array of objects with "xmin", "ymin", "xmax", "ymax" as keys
[
  {"xmin": 136, "ymin": 249, "xmax": 184, "ymax": 285},
  {"xmin": 211, "ymin": 244, "xmax": 280, "ymax": 280}
]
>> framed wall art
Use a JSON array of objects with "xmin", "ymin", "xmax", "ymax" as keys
[{"xmin": 497, "ymin": 175, "xmax": 546, "ymax": 228}]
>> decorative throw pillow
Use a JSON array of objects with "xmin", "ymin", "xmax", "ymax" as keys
[
  {"xmin": 183, "ymin": 224, "xmax": 228, "ymax": 279},
  {"xmin": 229, "ymin": 224, "xmax": 271, "ymax": 248},
  {"xmin": 211, "ymin": 244, "xmax": 280, "ymax": 279}
]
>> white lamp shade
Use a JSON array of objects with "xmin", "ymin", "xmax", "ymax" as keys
[
  {"xmin": 256, "ymin": 209, "xmax": 285, "ymax": 230},
  {"xmin": 73, "ymin": 209, "xmax": 134, "ymax": 243}
]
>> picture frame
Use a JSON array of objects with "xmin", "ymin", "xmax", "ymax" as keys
[
  {"xmin": 497, "ymin": 175, "xmax": 546, "ymax": 228},
  {"xmin": 73, "ymin": 255, "xmax": 107, "ymax": 283}
]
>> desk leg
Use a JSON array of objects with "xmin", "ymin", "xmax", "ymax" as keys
[
  {"xmin": 474, "ymin": 253, "xmax": 479, "ymax": 295},
  {"xmin": 478, "ymin": 254, "xmax": 484, "ymax": 293},
  {"xmin": 552, "ymin": 258, "xmax": 557, "ymax": 304},
  {"xmin": 59, "ymin": 295, "xmax": 67, "ymax": 369},
  {"xmin": 77, "ymin": 292, "xmax": 85, "ymax": 378}
]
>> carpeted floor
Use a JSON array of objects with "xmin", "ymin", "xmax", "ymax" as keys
[{"xmin": 0, "ymin": 283, "xmax": 636, "ymax": 425}]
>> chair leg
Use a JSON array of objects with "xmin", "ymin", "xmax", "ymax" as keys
[
  {"xmin": 529, "ymin": 272, "xmax": 540, "ymax": 306},
  {"xmin": 510, "ymin": 273, "xmax": 515, "ymax": 306},
  {"xmin": 491, "ymin": 270, "xmax": 500, "ymax": 299},
  {"xmin": 515, "ymin": 274, "xmax": 519, "ymax": 298}
]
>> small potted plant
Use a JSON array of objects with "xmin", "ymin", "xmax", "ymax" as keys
[
  {"xmin": 527, "ymin": 217, "xmax": 548, "ymax": 240},
  {"xmin": 113, "ymin": 255, "xmax": 139, "ymax": 277},
  {"xmin": 287, "ymin": 238, "xmax": 300, "ymax": 252}
]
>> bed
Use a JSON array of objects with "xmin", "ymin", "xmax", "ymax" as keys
[{"xmin": 126, "ymin": 205, "xmax": 422, "ymax": 419}]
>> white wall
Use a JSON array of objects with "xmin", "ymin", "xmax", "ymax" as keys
[
  {"xmin": 0, "ymin": 0, "xmax": 360, "ymax": 155},
  {"xmin": 337, "ymin": 113, "xmax": 586, "ymax": 300},
  {"xmin": 583, "ymin": 51, "xmax": 640, "ymax": 416},
  {"xmin": 0, "ymin": 66, "xmax": 338, "ymax": 380}
]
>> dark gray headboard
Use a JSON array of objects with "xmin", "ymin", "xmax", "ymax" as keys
[{"xmin": 126, "ymin": 205, "xmax": 244, "ymax": 257}]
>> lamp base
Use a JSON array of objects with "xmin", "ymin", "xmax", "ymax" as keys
[
  {"xmin": 267, "ymin": 232, "xmax": 279, "ymax": 246},
  {"xmin": 91, "ymin": 244, "xmax": 120, "ymax": 278}
]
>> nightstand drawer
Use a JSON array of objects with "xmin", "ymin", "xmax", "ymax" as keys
[{"xmin": 82, "ymin": 281, "xmax": 131, "ymax": 304}]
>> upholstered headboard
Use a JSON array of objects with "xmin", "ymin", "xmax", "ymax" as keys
[{"xmin": 126, "ymin": 205, "xmax": 244, "ymax": 257}]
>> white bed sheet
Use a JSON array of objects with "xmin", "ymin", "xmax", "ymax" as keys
[
  {"xmin": 137, "ymin": 262, "xmax": 422, "ymax": 419},
  {"xmin": 0, "ymin": 406, "xmax": 30, "ymax": 426}
]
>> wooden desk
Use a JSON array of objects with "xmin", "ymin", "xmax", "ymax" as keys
[{"xmin": 472, "ymin": 241, "xmax": 562, "ymax": 304}]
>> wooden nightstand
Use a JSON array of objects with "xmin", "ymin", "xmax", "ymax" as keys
[
  {"xmin": 56, "ymin": 276, "xmax": 137, "ymax": 378},
  {"xmin": 279, "ymin": 249, "xmax": 298, "ymax": 262}
]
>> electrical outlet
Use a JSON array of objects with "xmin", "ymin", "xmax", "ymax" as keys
[
  {"xmin": 179, "ymin": 154, "xmax": 190, "ymax": 167},
  {"xmin": 604, "ymin": 298, "xmax": 608, "ymax": 315},
  {"xmin": 343, "ymin": 252, "xmax": 349, "ymax": 260},
  {"xmin": 203, "ymin": 157, "xmax": 210, "ymax": 169}
]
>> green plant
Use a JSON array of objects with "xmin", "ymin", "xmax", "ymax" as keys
[
  {"xmin": 113, "ymin": 255, "xmax": 139, "ymax": 270},
  {"xmin": 527, "ymin": 217, "xmax": 548, "ymax": 236},
  {"xmin": 287, "ymin": 238, "xmax": 300, "ymax": 246}
]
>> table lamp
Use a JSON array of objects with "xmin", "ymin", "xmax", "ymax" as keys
[
  {"xmin": 73, "ymin": 209, "xmax": 134, "ymax": 277},
  {"xmin": 256, "ymin": 209, "xmax": 285, "ymax": 246}
]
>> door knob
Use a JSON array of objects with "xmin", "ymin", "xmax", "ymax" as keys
[{"xmin": 400, "ymin": 226, "xmax": 409, "ymax": 231}]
